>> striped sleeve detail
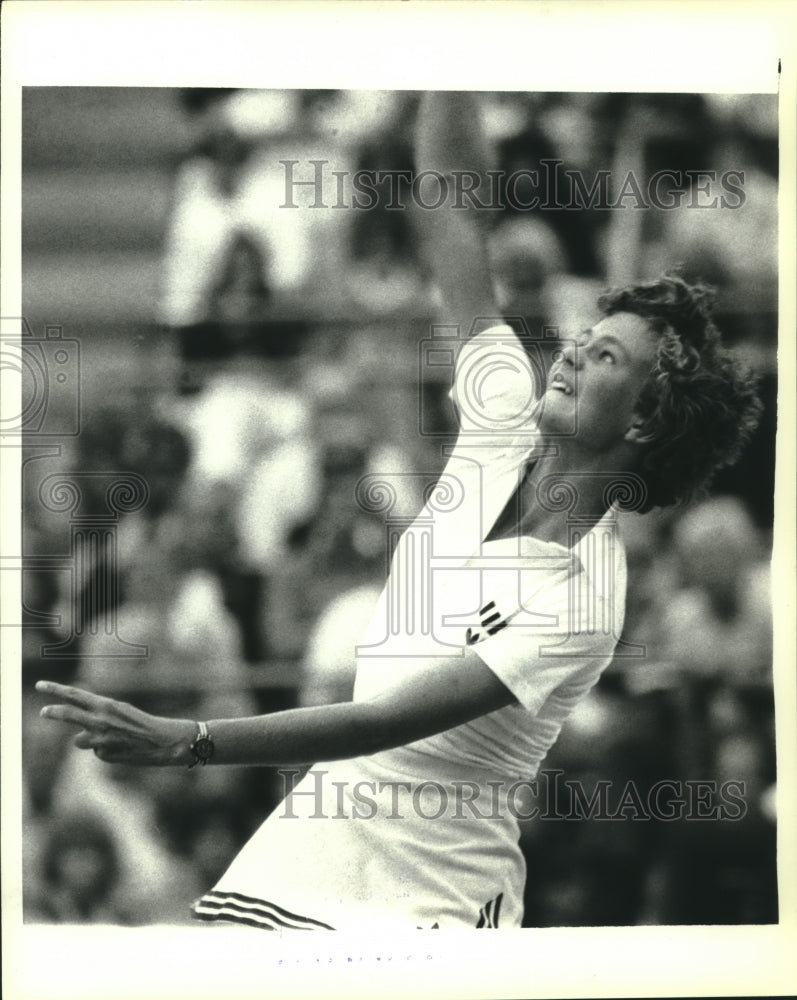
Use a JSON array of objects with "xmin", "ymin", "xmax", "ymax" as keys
[
  {"xmin": 466, "ymin": 601, "xmax": 511, "ymax": 646},
  {"xmin": 191, "ymin": 890, "xmax": 335, "ymax": 931}
]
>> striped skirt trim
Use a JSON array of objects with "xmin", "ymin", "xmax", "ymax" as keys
[
  {"xmin": 191, "ymin": 890, "xmax": 335, "ymax": 931},
  {"xmin": 475, "ymin": 892, "xmax": 503, "ymax": 928}
]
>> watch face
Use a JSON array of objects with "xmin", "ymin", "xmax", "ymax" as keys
[{"xmin": 192, "ymin": 736, "xmax": 214, "ymax": 762}]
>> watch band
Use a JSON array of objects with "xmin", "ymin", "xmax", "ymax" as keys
[{"xmin": 188, "ymin": 721, "xmax": 215, "ymax": 769}]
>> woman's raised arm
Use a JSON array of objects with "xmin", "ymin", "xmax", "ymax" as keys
[{"xmin": 415, "ymin": 92, "xmax": 501, "ymax": 337}]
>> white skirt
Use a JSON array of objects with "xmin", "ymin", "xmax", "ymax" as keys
[{"xmin": 191, "ymin": 748, "xmax": 526, "ymax": 930}]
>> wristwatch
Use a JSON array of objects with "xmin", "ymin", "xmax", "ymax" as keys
[{"xmin": 188, "ymin": 721, "xmax": 215, "ymax": 769}]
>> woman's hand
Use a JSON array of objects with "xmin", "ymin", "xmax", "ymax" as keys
[{"xmin": 36, "ymin": 680, "xmax": 195, "ymax": 767}]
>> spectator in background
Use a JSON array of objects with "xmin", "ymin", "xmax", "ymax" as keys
[
  {"xmin": 642, "ymin": 148, "xmax": 777, "ymax": 302},
  {"xmin": 299, "ymin": 582, "xmax": 381, "ymax": 707},
  {"xmin": 159, "ymin": 87, "xmax": 369, "ymax": 347},
  {"xmin": 488, "ymin": 216, "xmax": 568, "ymax": 319},
  {"xmin": 150, "ymin": 762, "xmax": 272, "ymax": 896},
  {"xmin": 205, "ymin": 231, "xmax": 272, "ymax": 352},
  {"xmin": 297, "ymin": 443, "xmax": 389, "ymax": 708},
  {"xmin": 46, "ymin": 746, "xmax": 203, "ymax": 925},
  {"xmin": 158, "ymin": 89, "xmax": 272, "ymax": 332},
  {"xmin": 639, "ymin": 94, "xmax": 777, "ymax": 305},
  {"xmin": 345, "ymin": 101, "xmax": 426, "ymax": 315},
  {"xmin": 487, "ymin": 93, "xmax": 614, "ymax": 278},
  {"xmin": 638, "ymin": 728, "xmax": 777, "ymax": 925},
  {"xmin": 661, "ymin": 496, "xmax": 771, "ymax": 683},
  {"xmin": 166, "ymin": 360, "xmax": 321, "ymax": 661},
  {"xmin": 31, "ymin": 812, "xmax": 128, "ymax": 925}
]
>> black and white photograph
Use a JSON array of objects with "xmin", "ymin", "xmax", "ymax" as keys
[{"xmin": 2, "ymin": 3, "xmax": 795, "ymax": 999}]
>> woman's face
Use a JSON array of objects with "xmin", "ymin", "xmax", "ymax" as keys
[{"xmin": 540, "ymin": 311, "xmax": 659, "ymax": 453}]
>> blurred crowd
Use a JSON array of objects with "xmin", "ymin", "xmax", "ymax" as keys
[{"xmin": 21, "ymin": 89, "xmax": 777, "ymax": 927}]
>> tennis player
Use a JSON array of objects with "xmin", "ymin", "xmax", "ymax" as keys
[{"xmin": 36, "ymin": 92, "xmax": 762, "ymax": 930}]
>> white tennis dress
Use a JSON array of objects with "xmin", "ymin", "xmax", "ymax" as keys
[{"xmin": 192, "ymin": 325, "xmax": 627, "ymax": 930}]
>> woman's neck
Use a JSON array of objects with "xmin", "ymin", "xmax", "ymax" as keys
[{"xmin": 488, "ymin": 441, "xmax": 636, "ymax": 548}]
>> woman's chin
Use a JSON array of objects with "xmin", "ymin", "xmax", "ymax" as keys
[{"xmin": 535, "ymin": 390, "xmax": 575, "ymax": 433}]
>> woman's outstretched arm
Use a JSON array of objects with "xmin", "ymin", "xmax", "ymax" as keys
[{"xmin": 36, "ymin": 650, "xmax": 515, "ymax": 768}]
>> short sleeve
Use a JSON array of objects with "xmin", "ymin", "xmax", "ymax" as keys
[
  {"xmin": 470, "ymin": 570, "xmax": 620, "ymax": 715},
  {"xmin": 450, "ymin": 325, "xmax": 541, "ymax": 434}
]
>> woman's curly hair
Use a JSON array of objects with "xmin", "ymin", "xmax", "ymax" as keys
[{"xmin": 597, "ymin": 273, "xmax": 763, "ymax": 513}]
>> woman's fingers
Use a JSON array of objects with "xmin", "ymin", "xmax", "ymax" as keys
[
  {"xmin": 37, "ymin": 681, "xmax": 142, "ymax": 734},
  {"xmin": 35, "ymin": 681, "xmax": 108, "ymax": 712},
  {"xmin": 40, "ymin": 703, "xmax": 100, "ymax": 730},
  {"xmin": 37, "ymin": 680, "xmax": 189, "ymax": 767}
]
